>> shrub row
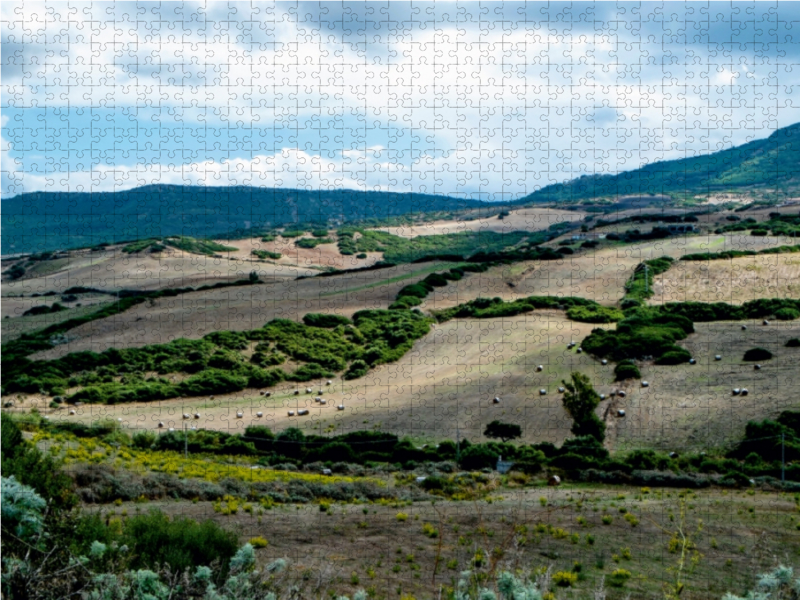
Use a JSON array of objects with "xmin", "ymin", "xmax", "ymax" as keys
[
  {"xmin": 622, "ymin": 256, "xmax": 674, "ymax": 303},
  {"xmin": 434, "ymin": 295, "xmax": 598, "ymax": 323},
  {"xmin": 682, "ymin": 245, "xmax": 800, "ymax": 261},
  {"xmin": 390, "ymin": 264, "xmax": 490, "ymax": 309}
]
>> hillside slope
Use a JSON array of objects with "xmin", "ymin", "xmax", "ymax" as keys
[
  {"xmin": 521, "ymin": 122, "xmax": 800, "ymax": 204},
  {"xmin": 1, "ymin": 186, "xmax": 485, "ymax": 255}
]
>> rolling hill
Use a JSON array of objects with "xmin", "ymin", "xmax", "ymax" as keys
[
  {"xmin": 0, "ymin": 186, "xmax": 486, "ymax": 255},
  {"xmin": 520, "ymin": 122, "xmax": 800, "ymax": 204}
]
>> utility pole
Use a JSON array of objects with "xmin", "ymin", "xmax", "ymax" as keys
[
  {"xmin": 456, "ymin": 425, "xmax": 460, "ymax": 464},
  {"xmin": 782, "ymin": 432, "xmax": 785, "ymax": 483}
]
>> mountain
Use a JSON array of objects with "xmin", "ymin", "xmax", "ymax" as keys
[
  {"xmin": 1, "ymin": 186, "xmax": 485, "ymax": 255},
  {"xmin": 520, "ymin": 122, "xmax": 800, "ymax": 204}
]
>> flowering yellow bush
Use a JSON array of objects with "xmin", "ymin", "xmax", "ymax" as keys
[
  {"xmin": 396, "ymin": 512, "xmax": 408, "ymax": 522},
  {"xmin": 249, "ymin": 536, "xmax": 268, "ymax": 548},
  {"xmin": 552, "ymin": 571, "xmax": 578, "ymax": 587}
]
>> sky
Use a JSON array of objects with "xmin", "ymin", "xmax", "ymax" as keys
[{"xmin": 2, "ymin": 1, "xmax": 799, "ymax": 201}]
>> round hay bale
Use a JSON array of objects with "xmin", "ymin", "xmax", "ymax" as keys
[
  {"xmin": 536, "ymin": 365, "xmax": 544, "ymax": 372},
  {"xmin": 601, "ymin": 359, "xmax": 608, "ymax": 366},
  {"xmin": 688, "ymin": 358, "xmax": 696, "ymax": 365},
  {"xmin": 558, "ymin": 387, "xmax": 565, "ymax": 393},
  {"xmin": 194, "ymin": 413, "xmax": 200, "ymax": 419},
  {"xmin": 236, "ymin": 411, "xmax": 243, "ymax": 418},
  {"xmin": 157, "ymin": 422, "xmax": 164, "ymax": 428},
  {"xmin": 548, "ymin": 475, "xmax": 561, "ymax": 487},
  {"xmin": 337, "ymin": 405, "xmax": 345, "ymax": 411},
  {"xmin": 741, "ymin": 325, "xmax": 747, "ymax": 330},
  {"xmin": 539, "ymin": 389, "xmax": 547, "ymax": 395},
  {"xmin": 754, "ymin": 364, "xmax": 762, "ymax": 370},
  {"xmin": 641, "ymin": 381, "xmax": 649, "ymax": 387},
  {"xmin": 493, "ymin": 397, "xmax": 501, "ymax": 404},
  {"xmin": 617, "ymin": 409, "xmax": 626, "ymax": 417},
  {"xmin": 69, "ymin": 409, "xmax": 76, "ymax": 415},
  {"xmin": 740, "ymin": 389, "xmax": 748, "ymax": 396},
  {"xmin": 618, "ymin": 391, "xmax": 626, "ymax": 398},
  {"xmin": 576, "ymin": 347, "xmax": 583, "ymax": 354},
  {"xmin": 256, "ymin": 411, "xmax": 263, "ymax": 417},
  {"xmin": 715, "ymin": 355, "xmax": 722, "ymax": 361}
]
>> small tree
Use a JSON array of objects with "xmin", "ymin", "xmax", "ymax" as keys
[
  {"xmin": 484, "ymin": 420, "xmax": 522, "ymax": 443},
  {"xmin": 561, "ymin": 372, "xmax": 606, "ymax": 443},
  {"xmin": 249, "ymin": 270, "xmax": 259, "ymax": 283}
]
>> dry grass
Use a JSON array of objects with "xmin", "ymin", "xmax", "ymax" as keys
[
  {"xmin": 651, "ymin": 253, "xmax": 800, "ymax": 304},
  {"xmin": 371, "ymin": 208, "xmax": 585, "ymax": 238},
  {"xmin": 118, "ymin": 484, "xmax": 798, "ymax": 600}
]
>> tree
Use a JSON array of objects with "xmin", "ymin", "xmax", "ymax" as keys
[
  {"xmin": 561, "ymin": 372, "xmax": 606, "ymax": 443},
  {"xmin": 483, "ymin": 420, "xmax": 522, "ymax": 443},
  {"xmin": 249, "ymin": 270, "xmax": 259, "ymax": 283}
]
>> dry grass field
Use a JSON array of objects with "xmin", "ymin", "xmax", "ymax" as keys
[
  {"xmin": 30, "ymin": 260, "xmax": 461, "ymax": 359},
  {"xmin": 21, "ymin": 311, "xmax": 800, "ymax": 453},
  {"xmin": 371, "ymin": 208, "xmax": 585, "ymax": 238},
  {"xmin": 651, "ymin": 253, "xmax": 800, "ymax": 304},
  {"xmin": 107, "ymin": 484, "xmax": 797, "ymax": 600}
]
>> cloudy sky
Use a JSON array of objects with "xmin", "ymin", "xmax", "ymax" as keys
[{"xmin": 2, "ymin": 1, "xmax": 799, "ymax": 200}]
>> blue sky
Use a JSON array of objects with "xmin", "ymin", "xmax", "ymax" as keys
[{"xmin": 2, "ymin": 1, "xmax": 799, "ymax": 200}]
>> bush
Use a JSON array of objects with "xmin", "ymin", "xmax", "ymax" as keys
[
  {"xmin": 302, "ymin": 313, "xmax": 352, "ymax": 328},
  {"xmin": 343, "ymin": 359, "xmax": 369, "ymax": 380},
  {"xmin": 775, "ymin": 307, "xmax": 800, "ymax": 321},
  {"xmin": 786, "ymin": 338, "xmax": 800, "ymax": 347},
  {"xmin": 249, "ymin": 536, "xmax": 269, "ymax": 548},
  {"xmin": 608, "ymin": 569, "xmax": 632, "ymax": 587},
  {"xmin": 655, "ymin": 348, "xmax": 691, "ymax": 365},
  {"xmin": 177, "ymin": 370, "xmax": 247, "ymax": 395},
  {"xmin": 614, "ymin": 361, "xmax": 641, "ymax": 381},
  {"xmin": 459, "ymin": 444, "xmax": 499, "ymax": 470},
  {"xmin": 743, "ymin": 347, "xmax": 773, "ymax": 361},
  {"xmin": 121, "ymin": 509, "xmax": 239, "ymax": 578},
  {"xmin": 566, "ymin": 305, "xmax": 624, "ymax": 323}
]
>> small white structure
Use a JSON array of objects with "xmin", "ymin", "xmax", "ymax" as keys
[
  {"xmin": 322, "ymin": 468, "xmax": 332, "ymax": 476},
  {"xmin": 337, "ymin": 405, "xmax": 345, "ymax": 410},
  {"xmin": 715, "ymin": 355, "xmax": 722, "ymax": 361},
  {"xmin": 256, "ymin": 411, "xmax": 263, "ymax": 417},
  {"xmin": 493, "ymin": 396, "xmax": 501, "ymax": 404},
  {"xmin": 157, "ymin": 422, "xmax": 164, "ymax": 428},
  {"xmin": 539, "ymin": 389, "xmax": 547, "ymax": 395},
  {"xmin": 617, "ymin": 409, "xmax": 626, "ymax": 417},
  {"xmin": 415, "ymin": 476, "xmax": 427, "ymax": 483},
  {"xmin": 641, "ymin": 381, "xmax": 650, "ymax": 387}
]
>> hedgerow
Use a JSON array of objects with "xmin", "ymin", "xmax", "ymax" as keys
[
  {"xmin": 433, "ymin": 295, "xmax": 597, "ymax": 323},
  {"xmin": 622, "ymin": 256, "xmax": 674, "ymax": 302}
]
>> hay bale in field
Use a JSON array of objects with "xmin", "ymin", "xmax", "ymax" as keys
[
  {"xmin": 493, "ymin": 397, "xmax": 501, "ymax": 404},
  {"xmin": 548, "ymin": 475, "xmax": 561, "ymax": 486},
  {"xmin": 617, "ymin": 409, "xmax": 626, "ymax": 417}
]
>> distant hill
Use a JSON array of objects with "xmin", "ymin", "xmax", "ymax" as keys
[
  {"xmin": 520, "ymin": 122, "xmax": 800, "ymax": 204},
  {"xmin": 1, "ymin": 187, "xmax": 486, "ymax": 255},
  {"xmin": 4, "ymin": 123, "xmax": 799, "ymax": 254}
]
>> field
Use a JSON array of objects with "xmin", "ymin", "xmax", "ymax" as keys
[
  {"xmin": 372, "ymin": 208, "xmax": 585, "ymax": 238},
  {"xmin": 651, "ymin": 253, "xmax": 800, "ymax": 304},
  {"xmin": 18, "ymin": 311, "xmax": 800, "ymax": 454},
  {"xmin": 98, "ymin": 482, "xmax": 797, "ymax": 600}
]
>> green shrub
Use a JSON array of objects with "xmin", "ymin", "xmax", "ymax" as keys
[
  {"xmin": 302, "ymin": 313, "xmax": 352, "ymax": 328},
  {"xmin": 566, "ymin": 305, "xmax": 624, "ymax": 323},
  {"xmin": 786, "ymin": 338, "xmax": 800, "ymax": 347},
  {"xmin": 252, "ymin": 249, "xmax": 282, "ymax": 260},
  {"xmin": 344, "ymin": 359, "xmax": 369, "ymax": 380},
  {"xmin": 775, "ymin": 307, "xmax": 800, "ymax": 321},
  {"xmin": 121, "ymin": 509, "xmax": 239, "ymax": 577},
  {"xmin": 459, "ymin": 444, "xmax": 499, "ymax": 470},
  {"xmin": 655, "ymin": 348, "xmax": 691, "ymax": 365},
  {"xmin": 288, "ymin": 363, "xmax": 334, "ymax": 382},
  {"xmin": 177, "ymin": 370, "xmax": 248, "ymax": 395},
  {"xmin": 614, "ymin": 361, "xmax": 641, "ymax": 381},
  {"xmin": 743, "ymin": 347, "xmax": 773, "ymax": 361}
]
